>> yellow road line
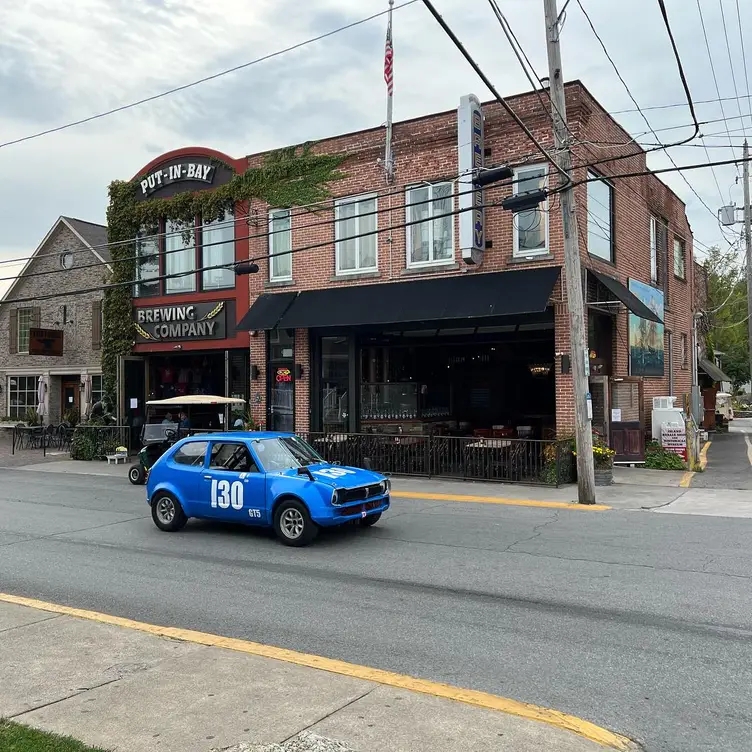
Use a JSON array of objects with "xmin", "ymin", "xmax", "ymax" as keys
[
  {"xmin": 0, "ymin": 592, "xmax": 633, "ymax": 751},
  {"xmin": 679, "ymin": 471, "xmax": 694, "ymax": 488},
  {"xmin": 699, "ymin": 440, "xmax": 711, "ymax": 471},
  {"xmin": 391, "ymin": 491, "xmax": 611, "ymax": 511}
]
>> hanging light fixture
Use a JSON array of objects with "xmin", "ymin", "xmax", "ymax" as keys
[{"xmin": 528, "ymin": 363, "xmax": 552, "ymax": 377}]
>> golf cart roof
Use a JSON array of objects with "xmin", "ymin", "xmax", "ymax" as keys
[{"xmin": 145, "ymin": 395, "xmax": 246, "ymax": 407}]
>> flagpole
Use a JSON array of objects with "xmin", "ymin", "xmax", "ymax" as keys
[{"xmin": 384, "ymin": 0, "xmax": 395, "ymax": 183}]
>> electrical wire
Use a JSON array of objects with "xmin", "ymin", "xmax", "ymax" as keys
[
  {"xmin": 0, "ymin": 1, "xmax": 420, "ymax": 150},
  {"xmin": 419, "ymin": 0, "xmax": 571, "ymax": 186},
  {"xmin": 612, "ymin": 93, "xmax": 752, "ymax": 115},
  {"xmin": 696, "ymin": 0, "xmax": 740, "ymax": 169},
  {"xmin": 718, "ymin": 0, "xmax": 748, "ymax": 138},
  {"xmin": 735, "ymin": 0, "xmax": 752, "ymax": 130},
  {"xmin": 1, "ymin": 154, "xmax": 748, "ymax": 306}
]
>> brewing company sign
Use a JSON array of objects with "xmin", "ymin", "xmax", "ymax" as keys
[{"xmin": 134, "ymin": 302, "xmax": 227, "ymax": 342}]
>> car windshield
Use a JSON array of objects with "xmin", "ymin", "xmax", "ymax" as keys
[{"xmin": 252, "ymin": 436, "xmax": 324, "ymax": 472}]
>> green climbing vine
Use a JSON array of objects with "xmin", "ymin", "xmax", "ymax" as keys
[{"xmin": 101, "ymin": 145, "xmax": 345, "ymax": 407}]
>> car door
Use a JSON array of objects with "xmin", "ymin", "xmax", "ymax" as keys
[
  {"xmin": 201, "ymin": 441, "xmax": 267, "ymax": 525},
  {"xmin": 166, "ymin": 439, "xmax": 210, "ymax": 515}
]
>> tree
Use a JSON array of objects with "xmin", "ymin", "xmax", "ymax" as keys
[{"xmin": 703, "ymin": 245, "xmax": 750, "ymax": 392}]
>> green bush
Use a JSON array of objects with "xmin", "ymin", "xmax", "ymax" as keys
[
  {"xmin": 70, "ymin": 427, "xmax": 121, "ymax": 461},
  {"xmin": 644, "ymin": 441, "xmax": 686, "ymax": 471}
]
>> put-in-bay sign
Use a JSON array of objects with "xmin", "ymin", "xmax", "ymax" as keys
[
  {"xmin": 134, "ymin": 302, "xmax": 227, "ymax": 342},
  {"xmin": 135, "ymin": 156, "xmax": 234, "ymax": 201}
]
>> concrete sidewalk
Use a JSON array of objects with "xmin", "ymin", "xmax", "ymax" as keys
[{"xmin": 0, "ymin": 600, "xmax": 633, "ymax": 752}]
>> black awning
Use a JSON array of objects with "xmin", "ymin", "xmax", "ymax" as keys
[
  {"xmin": 277, "ymin": 266, "xmax": 561, "ymax": 330},
  {"xmin": 237, "ymin": 292, "xmax": 297, "ymax": 330},
  {"xmin": 589, "ymin": 270, "xmax": 663, "ymax": 323},
  {"xmin": 699, "ymin": 358, "xmax": 731, "ymax": 384}
]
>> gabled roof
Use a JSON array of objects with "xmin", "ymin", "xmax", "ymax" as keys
[{"xmin": 0, "ymin": 216, "xmax": 111, "ymax": 304}]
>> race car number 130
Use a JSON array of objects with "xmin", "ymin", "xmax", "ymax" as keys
[{"xmin": 211, "ymin": 479, "xmax": 244, "ymax": 510}]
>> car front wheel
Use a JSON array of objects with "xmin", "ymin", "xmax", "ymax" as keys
[
  {"xmin": 360, "ymin": 512, "xmax": 382, "ymax": 528},
  {"xmin": 151, "ymin": 492, "xmax": 187, "ymax": 532},
  {"xmin": 274, "ymin": 499, "xmax": 318, "ymax": 547}
]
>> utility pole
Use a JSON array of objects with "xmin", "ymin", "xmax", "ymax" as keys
[
  {"xmin": 743, "ymin": 140, "xmax": 752, "ymax": 394},
  {"xmin": 543, "ymin": 0, "xmax": 596, "ymax": 504}
]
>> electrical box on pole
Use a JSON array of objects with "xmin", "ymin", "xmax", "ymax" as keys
[{"xmin": 719, "ymin": 205, "xmax": 737, "ymax": 227}]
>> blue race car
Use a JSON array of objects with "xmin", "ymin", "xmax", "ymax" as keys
[{"xmin": 145, "ymin": 431, "xmax": 390, "ymax": 546}]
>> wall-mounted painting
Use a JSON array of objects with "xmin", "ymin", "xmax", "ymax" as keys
[{"xmin": 628, "ymin": 279, "xmax": 664, "ymax": 377}]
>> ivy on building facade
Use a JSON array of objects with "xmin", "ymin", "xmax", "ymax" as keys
[{"xmin": 101, "ymin": 145, "xmax": 345, "ymax": 407}]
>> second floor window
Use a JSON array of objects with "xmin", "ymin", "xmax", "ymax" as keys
[
  {"xmin": 16, "ymin": 308, "xmax": 34, "ymax": 354},
  {"xmin": 406, "ymin": 182, "xmax": 454, "ymax": 267},
  {"xmin": 134, "ymin": 209, "xmax": 236, "ymax": 297},
  {"xmin": 202, "ymin": 210, "xmax": 235, "ymax": 290},
  {"xmin": 513, "ymin": 165, "xmax": 548, "ymax": 256},
  {"xmin": 335, "ymin": 195, "xmax": 377, "ymax": 274},
  {"xmin": 673, "ymin": 236, "xmax": 686, "ymax": 280},
  {"xmin": 269, "ymin": 209, "xmax": 292, "ymax": 281},
  {"xmin": 650, "ymin": 215, "xmax": 668, "ymax": 285},
  {"xmin": 587, "ymin": 172, "xmax": 614, "ymax": 262}
]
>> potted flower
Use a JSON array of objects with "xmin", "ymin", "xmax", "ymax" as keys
[{"xmin": 592, "ymin": 443, "xmax": 615, "ymax": 486}]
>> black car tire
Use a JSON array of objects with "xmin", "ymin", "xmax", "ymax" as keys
[
  {"xmin": 360, "ymin": 512, "xmax": 382, "ymax": 527},
  {"xmin": 273, "ymin": 499, "xmax": 318, "ymax": 547},
  {"xmin": 129, "ymin": 464, "xmax": 146, "ymax": 485},
  {"xmin": 151, "ymin": 492, "xmax": 187, "ymax": 532}
]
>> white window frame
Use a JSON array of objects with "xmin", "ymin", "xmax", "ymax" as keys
[
  {"xmin": 7, "ymin": 375, "xmax": 38, "ymax": 419},
  {"xmin": 17, "ymin": 307, "xmax": 33, "ymax": 354},
  {"xmin": 512, "ymin": 164, "xmax": 549, "ymax": 258},
  {"xmin": 673, "ymin": 236, "xmax": 686, "ymax": 280},
  {"xmin": 268, "ymin": 209, "xmax": 293, "ymax": 282},
  {"xmin": 334, "ymin": 193, "xmax": 378, "ymax": 275},
  {"xmin": 405, "ymin": 181, "xmax": 456, "ymax": 269},
  {"xmin": 586, "ymin": 170, "xmax": 614, "ymax": 262}
]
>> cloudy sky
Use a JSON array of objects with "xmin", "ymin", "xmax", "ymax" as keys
[{"xmin": 1, "ymin": 0, "xmax": 750, "ymax": 295}]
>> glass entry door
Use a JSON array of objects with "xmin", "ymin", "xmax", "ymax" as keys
[{"xmin": 268, "ymin": 330, "xmax": 295, "ymax": 432}]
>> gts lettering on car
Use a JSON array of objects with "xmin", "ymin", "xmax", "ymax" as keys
[{"xmin": 313, "ymin": 467, "xmax": 357, "ymax": 479}]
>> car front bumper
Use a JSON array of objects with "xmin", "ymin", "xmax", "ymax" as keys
[{"xmin": 314, "ymin": 495, "xmax": 390, "ymax": 526}]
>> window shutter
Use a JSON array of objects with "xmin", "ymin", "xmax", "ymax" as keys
[
  {"xmin": 9, "ymin": 309, "xmax": 17, "ymax": 355},
  {"xmin": 92, "ymin": 301, "xmax": 102, "ymax": 350},
  {"xmin": 660, "ymin": 223, "xmax": 669, "ymax": 305},
  {"xmin": 32, "ymin": 307, "xmax": 41, "ymax": 328}
]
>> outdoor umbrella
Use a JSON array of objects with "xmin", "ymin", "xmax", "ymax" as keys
[
  {"xmin": 82, "ymin": 375, "xmax": 93, "ymax": 419},
  {"xmin": 36, "ymin": 376, "xmax": 47, "ymax": 421}
]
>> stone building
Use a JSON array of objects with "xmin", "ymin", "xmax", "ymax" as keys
[{"xmin": 0, "ymin": 216, "xmax": 110, "ymax": 424}]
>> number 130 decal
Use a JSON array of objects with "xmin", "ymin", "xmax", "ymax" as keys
[{"xmin": 211, "ymin": 479, "xmax": 244, "ymax": 510}]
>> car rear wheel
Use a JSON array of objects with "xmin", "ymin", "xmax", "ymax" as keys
[
  {"xmin": 129, "ymin": 464, "xmax": 146, "ymax": 485},
  {"xmin": 151, "ymin": 492, "xmax": 187, "ymax": 532},
  {"xmin": 274, "ymin": 499, "xmax": 318, "ymax": 547},
  {"xmin": 360, "ymin": 512, "xmax": 382, "ymax": 528}
]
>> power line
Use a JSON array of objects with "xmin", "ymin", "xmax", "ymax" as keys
[
  {"xmin": 719, "ymin": 0, "xmax": 748, "ymax": 137},
  {"xmin": 419, "ymin": 0, "xmax": 571, "ymax": 186},
  {"xmin": 735, "ymin": 0, "xmax": 752, "ymax": 130},
  {"xmin": 2, "ymin": 154, "xmax": 748, "ymax": 306},
  {"xmin": 696, "ymin": 0, "xmax": 740, "ymax": 169},
  {"xmin": 612, "ymin": 93, "xmax": 752, "ymax": 115},
  {"xmin": 0, "ymin": 1, "xmax": 420, "ymax": 150}
]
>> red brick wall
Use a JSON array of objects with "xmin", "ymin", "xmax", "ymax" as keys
[{"xmin": 241, "ymin": 81, "xmax": 694, "ymax": 435}]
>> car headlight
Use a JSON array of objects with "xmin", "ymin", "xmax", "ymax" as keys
[
  {"xmin": 380, "ymin": 479, "xmax": 390, "ymax": 495},
  {"xmin": 331, "ymin": 488, "xmax": 341, "ymax": 505}
]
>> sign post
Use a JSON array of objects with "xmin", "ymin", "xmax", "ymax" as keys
[{"xmin": 458, "ymin": 94, "xmax": 485, "ymax": 265}]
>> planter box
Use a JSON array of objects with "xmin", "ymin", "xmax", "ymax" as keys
[{"xmin": 594, "ymin": 466, "xmax": 613, "ymax": 486}]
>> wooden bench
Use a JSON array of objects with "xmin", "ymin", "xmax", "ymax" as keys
[{"xmin": 105, "ymin": 453, "xmax": 128, "ymax": 465}]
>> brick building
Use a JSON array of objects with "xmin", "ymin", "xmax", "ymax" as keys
[
  {"xmin": 122, "ymin": 80, "xmax": 694, "ymax": 464},
  {"xmin": 0, "ymin": 217, "xmax": 109, "ymax": 423}
]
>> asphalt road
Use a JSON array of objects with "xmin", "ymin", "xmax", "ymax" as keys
[
  {"xmin": 1, "ymin": 470, "xmax": 751, "ymax": 752},
  {"xmin": 691, "ymin": 419, "xmax": 752, "ymax": 491}
]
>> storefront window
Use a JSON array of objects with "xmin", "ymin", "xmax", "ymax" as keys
[
  {"xmin": 268, "ymin": 329, "xmax": 295, "ymax": 432},
  {"xmin": 321, "ymin": 336, "xmax": 349, "ymax": 433},
  {"xmin": 7, "ymin": 375, "xmax": 38, "ymax": 419},
  {"xmin": 165, "ymin": 220, "xmax": 196, "ymax": 294},
  {"xmin": 135, "ymin": 223, "xmax": 159, "ymax": 297},
  {"xmin": 201, "ymin": 209, "xmax": 235, "ymax": 290}
]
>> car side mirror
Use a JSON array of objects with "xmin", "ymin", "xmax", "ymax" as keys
[{"xmin": 297, "ymin": 466, "xmax": 315, "ymax": 481}]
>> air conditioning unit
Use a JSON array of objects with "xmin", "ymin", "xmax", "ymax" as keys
[
  {"xmin": 652, "ymin": 396, "xmax": 677, "ymax": 410},
  {"xmin": 652, "ymin": 396, "xmax": 683, "ymax": 441}
]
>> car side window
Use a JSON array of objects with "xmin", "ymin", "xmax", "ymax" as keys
[
  {"xmin": 209, "ymin": 443, "xmax": 259, "ymax": 474},
  {"xmin": 172, "ymin": 441, "xmax": 209, "ymax": 467}
]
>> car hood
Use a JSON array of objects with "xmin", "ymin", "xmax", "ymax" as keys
[{"xmin": 275, "ymin": 463, "xmax": 385, "ymax": 489}]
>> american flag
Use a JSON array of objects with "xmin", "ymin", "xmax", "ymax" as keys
[{"xmin": 384, "ymin": 20, "xmax": 394, "ymax": 96}]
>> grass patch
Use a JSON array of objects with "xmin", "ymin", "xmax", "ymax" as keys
[{"xmin": 0, "ymin": 720, "xmax": 109, "ymax": 752}]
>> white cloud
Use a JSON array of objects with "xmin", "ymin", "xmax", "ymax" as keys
[{"xmin": 0, "ymin": 0, "xmax": 749, "ymax": 287}]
